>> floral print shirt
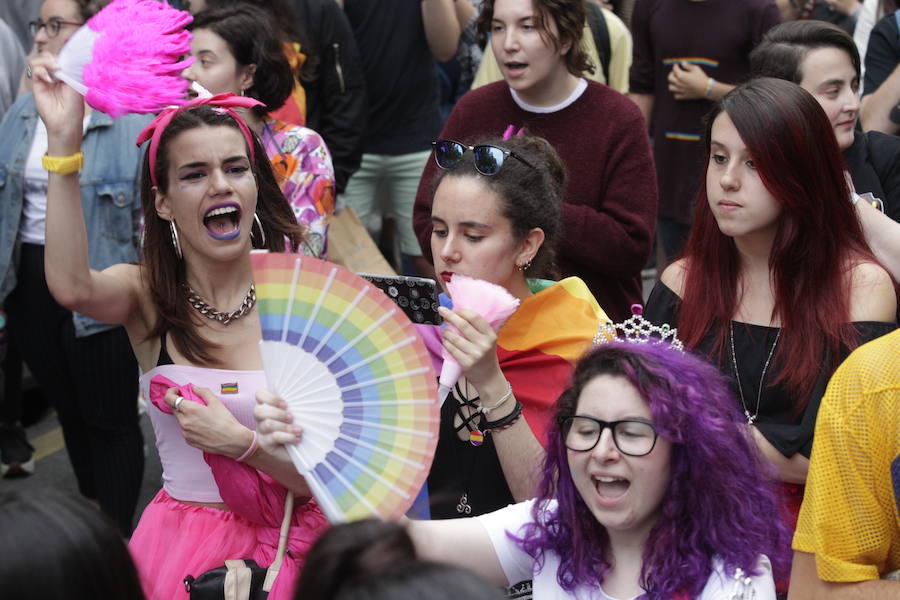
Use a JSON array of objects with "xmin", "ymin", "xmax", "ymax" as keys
[{"xmin": 261, "ymin": 118, "xmax": 335, "ymax": 257}]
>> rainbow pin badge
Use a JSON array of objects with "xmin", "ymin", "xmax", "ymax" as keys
[{"xmin": 221, "ymin": 382, "xmax": 238, "ymax": 395}]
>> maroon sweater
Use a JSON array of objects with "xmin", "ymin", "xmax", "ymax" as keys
[{"xmin": 412, "ymin": 81, "xmax": 657, "ymax": 321}]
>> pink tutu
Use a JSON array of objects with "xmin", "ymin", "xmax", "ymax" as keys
[
  {"xmin": 130, "ymin": 460, "xmax": 330, "ymax": 600},
  {"xmin": 129, "ymin": 490, "xmax": 259, "ymax": 600}
]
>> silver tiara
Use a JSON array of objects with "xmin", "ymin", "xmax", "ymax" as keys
[{"xmin": 593, "ymin": 304, "xmax": 684, "ymax": 352}]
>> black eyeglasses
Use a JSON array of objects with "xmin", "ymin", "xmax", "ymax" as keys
[
  {"xmin": 431, "ymin": 139, "xmax": 535, "ymax": 176},
  {"xmin": 29, "ymin": 18, "xmax": 83, "ymax": 38},
  {"xmin": 559, "ymin": 416, "xmax": 659, "ymax": 456}
]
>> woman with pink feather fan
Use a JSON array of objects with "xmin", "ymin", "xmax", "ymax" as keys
[{"xmin": 27, "ymin": 15, "xmax": 332, "ymax": 600}]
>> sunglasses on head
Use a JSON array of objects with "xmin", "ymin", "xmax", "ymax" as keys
[{"xmin": 431, "ymin": 140, "xmax": 535, "ymax": 176}]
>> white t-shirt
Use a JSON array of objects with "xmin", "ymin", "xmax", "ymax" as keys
[
  {"xmin": 510, "ymin": 78, "xmax": 588, "ymax": 114},
  {"xmin": 21, "ymin": 114, "xmax": 91, "ymax": 245},
  {"xmin": 475, "ymin": 499, "xmax": 777, "ymax": 600}
]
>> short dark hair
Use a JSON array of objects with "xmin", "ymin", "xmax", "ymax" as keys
[
  {"xmin": 293, "ymin": 519, "xmax": 417, "ymax": 600},
  {"xmin": 431, "ymin": 134, "xmax": 565, "ymax": 278},
  {"xmin": 190, "ymin": 4, "xmax": 294, "ymax": 115},
  {"xmin": 750, "ymin": 20, "xmax": 861, "ymax": 83},
  {"xmin": 335, "ymin": 561, "xmax": 506, "ymax": 600},
  {"xmin": 478, "ymin": 0, "xmax": 594, "ymax": 77},
  {"xmin": 0, "ymin": 489, "xmax": 145, "ymax": 599},
  {"xmin": 203, "ymin": 0, "xmax": 317, "ymax": 81},
  {"xmin": 294, "ymin": 519, "xmax": 504, "ymax": 600}
]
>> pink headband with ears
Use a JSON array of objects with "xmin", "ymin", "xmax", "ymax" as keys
[
  {"xmin": 502, "ymin": 124, "xmax": 526, "ymax": 140},
  {"xmin": 135, "ymin": 93, "xmax": 266, "ymax": 188}
]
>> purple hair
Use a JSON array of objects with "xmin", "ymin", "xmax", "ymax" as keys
[{"xmin": 516, "ymin": 342, "xmax": 791, "ymax": 598}]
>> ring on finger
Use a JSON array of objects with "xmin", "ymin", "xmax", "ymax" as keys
[{"xmin": 173, "ymin": 396, "xmax": 185, "ymax": 412}]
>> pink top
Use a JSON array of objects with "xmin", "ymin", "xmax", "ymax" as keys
[{"xmin": 140, "ymin": 364, "xmax": 268, "ymax": 503}]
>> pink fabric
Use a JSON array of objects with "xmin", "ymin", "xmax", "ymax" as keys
[
  {"xmin": 147, "ymin": 373, "xmax": 207, "ymax": 414},
  {"xmin": 140, "ymin": 365, "xmax": 263, "ymax": 502},
  {"xmin": 135, "ymin": 93, "xmax": 265, "ymax": 187},
  {"xmin": 205, "ymin": 455, "xmax": 329, "ymax": 600},
  {"xmin": 129, "ymin": 490, "xmax": 259, "ymax": 600},
  {"xmin": 133, "ymin": 364, "xmax": 328, "ymax": 600}
]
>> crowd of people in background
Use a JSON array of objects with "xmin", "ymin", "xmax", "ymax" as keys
[{"xmin": 0, "ymin": 0, "xmax": 898, "ymax": 599}]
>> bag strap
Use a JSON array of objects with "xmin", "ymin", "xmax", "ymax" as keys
[
  {"xmin": 262, "ymin": 491, "xmax": 294, "ymax": 592},
  {"xmin": 585, "ymin": 3, "xmax": 611, "ymax": 84}
]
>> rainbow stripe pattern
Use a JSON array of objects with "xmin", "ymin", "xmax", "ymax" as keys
[
  {"xmin": 662, "ymin": 57, "xmax": 720, "ymax": 68},
  {"xmin": 665, "ymin": 132, "xmax": 701, "ymax": 142},
  {"xmin": 251, "ymin": 252, "xmax": 439, "ymax": 523}
]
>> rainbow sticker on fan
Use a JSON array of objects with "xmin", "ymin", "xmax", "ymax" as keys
[{"xmin": 250, "ymin": 252, "xmax": 440, "ymax": 523}]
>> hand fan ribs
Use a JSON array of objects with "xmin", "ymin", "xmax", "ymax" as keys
[{"xmin": 251, "ymin": 252, "xmax": 439, "ymax": 523}]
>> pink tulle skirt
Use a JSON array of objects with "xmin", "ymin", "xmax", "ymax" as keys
[{"xmin": 129, "ymin": 490, "xmax": 259, "ymax": 600}]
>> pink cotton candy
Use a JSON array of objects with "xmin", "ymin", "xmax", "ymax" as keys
[
  {"xmin": 56, "ymin": 0, "xmax": 194, "ymax": 118},
  {"xmin": 438, "ymin": 275, "xmax": 520, "ymax": 390}
]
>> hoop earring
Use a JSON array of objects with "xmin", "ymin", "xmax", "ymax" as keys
[
  {"xmin": 251, "ymin": 212, "xmax": 266, "ymax": 247},
  {"xmin": 169, "ymin": 220, "xmax": 183, "ymax": 260}
]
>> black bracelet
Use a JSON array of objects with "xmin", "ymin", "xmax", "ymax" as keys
[{"xmin": 484, "ymin": 401, "xmax": 523, "ymax": 432}]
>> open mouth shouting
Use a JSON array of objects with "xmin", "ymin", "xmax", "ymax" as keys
[
  {"xmin": 504, "ymin": 61, "xmax": 528, "ymax": 78},
  {"xmin": 203, "ymin": 202, "xmax": 242, "ymax": 241},
  {"xmin": 593, "ymin": 475, "xmax": 631, "ymax": 504}
]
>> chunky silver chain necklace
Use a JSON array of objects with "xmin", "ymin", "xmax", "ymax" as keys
[
  {"xmin": 184, "ymin": 283, "xmax": 256, "ymax": 325},
  {"xmin": 729, "ymin": 322, "xmax": 780, "ymax": 425}
]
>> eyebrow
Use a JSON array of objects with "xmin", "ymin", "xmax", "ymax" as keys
[
  {"xmin": 177, "ymin": 156, "xmax": 248, "ymax": 170},
  {"xmin": 817, "ymin": 78, "xmax": 847, "ymax": 88},
  {"xmin": 430, "ymin": 216, "xmax": 491, "ymax": 230}
]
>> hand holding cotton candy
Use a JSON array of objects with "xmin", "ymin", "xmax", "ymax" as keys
[
  {"xmin": 438, "ymin": 275, "xmax": 520, "ymax": 402},
  {"xmin": 53, "ymin": 0, "xmax": 194, "ymax": 118}
]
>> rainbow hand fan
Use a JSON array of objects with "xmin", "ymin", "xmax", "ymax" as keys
[
  {"xmin": 250, "ymin": 252, "xmax": 440, "ymax": 523},
  {"xmin": 55, "ymin": 0, "xmax": 193, "ymax": 117}
]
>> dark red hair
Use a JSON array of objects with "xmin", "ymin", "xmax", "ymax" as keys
[{"xmin": 679, "ymin": 78, "xmax": 877, "ymax": 408}]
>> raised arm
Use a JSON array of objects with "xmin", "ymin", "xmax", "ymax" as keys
[
  {"xmin": 406, "ymin": 517, "xmax": 507, "ymax": 585},
  {"xmin": 421, "ymin": 0, "xmax": 461, "ymax": 62},
  {"xmin": 439, "ymin": 307, "xmax": 544, "ymax": 502},
  {"xmin": 31, "ymin": 53, "xmax": 143, "ymax": 326}
]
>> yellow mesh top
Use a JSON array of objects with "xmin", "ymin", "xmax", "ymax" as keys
[{"xmin": 793, "ymin": 329, "xmax": 900, "ymax": 582}]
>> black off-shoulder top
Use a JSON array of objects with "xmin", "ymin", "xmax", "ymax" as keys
[{"xmin": 644, "ymin": 281, "xmax": 897, "ymax": 458}]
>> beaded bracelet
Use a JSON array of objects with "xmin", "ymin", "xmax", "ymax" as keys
[
  {"xmin": 236, "ymin": 430, "xmax": 260, "ymax": 462},
  {"xmin": 484, "ymin": 401, "xmax": 523, "ymax": 434}
]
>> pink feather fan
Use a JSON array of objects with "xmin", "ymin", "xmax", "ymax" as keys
[
  {"xmin": 54, "ymin": 0, "xmax": 194, "ymax": 117},
  {"xmin": 439, "ymin": 275, "xmax": 520, "ymax": 401}
]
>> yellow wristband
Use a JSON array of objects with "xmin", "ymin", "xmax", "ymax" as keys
[{"xmin": 42, "ymin": 151, "xmax": 84, "ymax": 175}]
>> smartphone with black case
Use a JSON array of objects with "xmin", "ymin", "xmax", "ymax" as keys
[{"xmin": 358, "ymin": 273, "xmax": 442, "ymax": 326}]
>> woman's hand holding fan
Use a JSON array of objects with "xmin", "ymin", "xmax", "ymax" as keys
[{"xmin": 30, "ymin": 53, "xmax": 83, "ymax": 152}]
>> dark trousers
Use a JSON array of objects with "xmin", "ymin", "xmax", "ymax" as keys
[{"xmin": 6, "ymin": 243, "xmax": 144, "ymax": 534}]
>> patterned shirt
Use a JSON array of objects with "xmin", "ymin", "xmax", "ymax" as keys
[{"xmin": 261, "ymin": 118, "xmax": 335, "ymax": 257}]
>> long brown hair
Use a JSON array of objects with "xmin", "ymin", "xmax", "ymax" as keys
[
  {"xmin": 679, "ymin": 79, "xmax": 878, "ymax": 408},
  {"xmin": 141, "ymin": 105, "xmax": 304, "ymax": 365}
]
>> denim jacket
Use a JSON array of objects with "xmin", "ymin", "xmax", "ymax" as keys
[{"xmin": 0, "ymin": 94, "xmax": 150, "ymax": 337}]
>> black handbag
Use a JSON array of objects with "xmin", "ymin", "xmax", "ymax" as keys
[{"xmin": 183, "ymin": 492, "xmax": 294, "ymax": 600}]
